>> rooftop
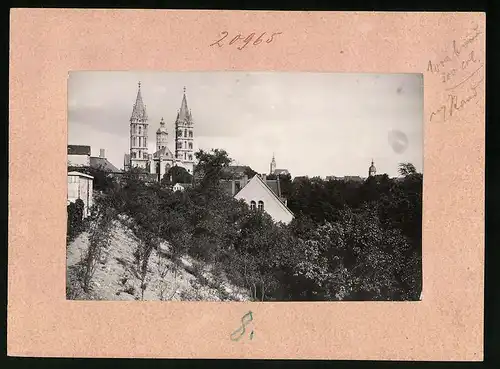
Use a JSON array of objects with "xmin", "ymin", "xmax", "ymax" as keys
[{"xmin": 68, "ymin": 145, "xmax": 91, "ymax": 156}]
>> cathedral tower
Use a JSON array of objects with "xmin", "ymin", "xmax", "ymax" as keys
[
  {"xmin": 174, "ymin": 87, "xmax": 195, "ymax": 172},
  {"xmin": 156, "ymin": 117, "xmax": 168, "ymax": 151},
  {"xmin": 129, "ymin": 81, "xmax": 149, "ymax": 169},
  {"xmin": 270, "ymin": 153, "xmax": 276, "ymax": 175}
]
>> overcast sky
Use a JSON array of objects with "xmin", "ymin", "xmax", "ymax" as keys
[{"xmin": 68, "ymin": 71, "xmax": 423, "ymax": 178}]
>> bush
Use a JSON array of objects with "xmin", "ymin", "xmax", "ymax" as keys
[
  {"xmin": 67, "ymin": 198, "xmax": 85, "ymax": 243},
  {"xmin": 112, "ymin": 150, "xmax": 422, "ymax": 302}
]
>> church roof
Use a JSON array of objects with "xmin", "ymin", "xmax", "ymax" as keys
[
  {"xmin": 176, "ymin": 87, "xmax": 192, "ymax": 123},
  {"xmin": 153, "ymin": 146, "xmax": 174, "ymax": 159},
  {"xmin": 90, "ymin": 157, "xmax": 121, "ymax": 173},
  {"xmin": 130, "ymin": 82, "xmax": 148, "ymax": 121}
]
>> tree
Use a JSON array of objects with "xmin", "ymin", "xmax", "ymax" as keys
[
  {"xmin": 278, "ymin": 173, "xmax": 293, "ymax": 198},
  {"xmin": 162, "ymin": 165, "xmax": 193, "ymax": 185},
  {"xmin": 244, "ymin": 166, "xmax": 258, "ymax": 178},
  {"xmin": 398, "ymin": 163, "xmax": 417, "ymax": 177},
  {"xmin": 194, "ymin": 149, "xmax": 232, "ymax": 189}
]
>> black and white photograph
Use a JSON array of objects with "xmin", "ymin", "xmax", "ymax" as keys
[{"xmin": 66, "ymin": 71, "xmax": 423, "ymax": 302}]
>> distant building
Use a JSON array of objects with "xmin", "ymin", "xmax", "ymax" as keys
[
  {"xmin": 172, "ymin": 183, "xmax": 192, "ymax": 192},
  {"xmin": 369, "ymin": 159, "xmax": 377, "ymax": 177},
  {"xmin": 234, "ymin": 174, "xmax": 294, "ymax": 225},
  {"xmin": 326, "ymin": 175, "xmax": 365, "ymax": 182},
  {"xmin": 67, "ymin": 171, "xmax": 93, "ymax": 218},
  {"xmin": 68, "ymin": 145, "xmax": 91, "ymax": 167},
  {"xmin": 269, "ymin": 153, "xmax": 289, "ymax": 176}
]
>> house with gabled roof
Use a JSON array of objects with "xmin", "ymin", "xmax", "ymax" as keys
[
  {"xmin": 234, "ymin": 174, "xmax": 294, "ymax": 225},
  {"xmin": 90, "ymin": 149, "xmax": 121, "ymax": 173}
]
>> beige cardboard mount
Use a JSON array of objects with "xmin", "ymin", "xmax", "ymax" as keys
[{"xmin": 9, "ymin": 10, "xmax": 485, "ymax": 360}]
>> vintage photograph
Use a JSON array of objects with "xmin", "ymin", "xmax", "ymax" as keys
[{"xmin": 66, "ymin": 71, "xmax": 423, "ymax": 302}]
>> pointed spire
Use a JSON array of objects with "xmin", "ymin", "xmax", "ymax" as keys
[
  {"xmin": 131, "ymin": 81, "xmax": 148, "ymax": 121},
  {"xmin": 177, "ymin": 86, "xmax": 191, "ymax": 122}
]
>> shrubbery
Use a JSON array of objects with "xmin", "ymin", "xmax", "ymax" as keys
[
  {"xmin": 67, "ymin": 198, "xmax": 85, "ymax": 242},
  {"xmin": 106, "ymin": 150, "xmax": 422, "ymax": 301}
]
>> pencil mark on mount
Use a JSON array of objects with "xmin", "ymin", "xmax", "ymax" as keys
[
  {"xmin": 426, "ymin": 24, "xmax": 483, "ymax": 86},
  {"xmin": 210, "ymin": 31, "xmax": 282, "ymax": 50},
  {"xmin": 445, "ymin": 64, "xmax": 484, "ymax": 91},
  {"xmin": 429, "ymin": 75, "xmax": 484, "ymax": 122},
  {"xmin": 230, "ymin": 311, "xmax": 254, "ymax": 342}
]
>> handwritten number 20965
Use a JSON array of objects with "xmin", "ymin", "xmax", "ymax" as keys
[{"xmin": 210, "ymin": 32, "xmax": 282, "ymax": 50}]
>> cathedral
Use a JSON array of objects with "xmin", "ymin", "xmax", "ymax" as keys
[{"xmin": 123, "ymin": 82, "xmax": 195, "ymax": 179}]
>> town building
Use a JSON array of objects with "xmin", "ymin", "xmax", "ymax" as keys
[
  {"xmin": 368, "ymin": 159, "xmax": 377, "ymax": 177},
  {"xmin": 234, "ymin": 174, "xmax": 294, "ymax": 225},
  {"xmin": 269, "ymin": 153, "xmax": 289, "ymax": 176},
  {"xmin": 67, "ymin": 171, "xmax": 94, "ymax": 218},
  {"xmin": 90, "ymin": 148, "xmax": 121, "ymax": 173},
  {"xmin": 68, "ymin": 145, "xmax": 91, "ymax": 167},
  {"xmin": 172, "ymin": 183, "xmax": 192, "ymax": 192}
]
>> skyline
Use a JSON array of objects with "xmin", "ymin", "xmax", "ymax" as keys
[{"xmin": 68, "ymin": 71, "xmax": 423, "ymax": 178}]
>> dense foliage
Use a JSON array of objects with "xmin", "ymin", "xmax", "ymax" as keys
[
  {"xmin": 101, "ymin": 150, "xmax": 422, "ymax": 301},
  {"xmin": 67, "ymin": 198, "xmax": 85, "ymax": 242}
]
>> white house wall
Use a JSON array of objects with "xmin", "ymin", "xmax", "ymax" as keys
[
  {"xmin": 234, "ymin": 177, "xmax": 294, "ymax": 225},
  {"xmin": 67, "ymin": 174, "xmax": 93, "ymax": 218},
  {"xmin": 68, "ymin": 154, "xmax": 90, "ymax": 167}
]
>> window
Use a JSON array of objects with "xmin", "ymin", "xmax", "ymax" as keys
[
  {"xmin": 235, "ymin": 181, "xmax": 241, "ymax": 193},
  {"xmin": 185, "ymin": 141, "xmax": 187, "ymax": 148},
  {"xmin": 188, "ymin": 154, "xmax": 193, "ymax": 161},
  {"xmin": 139, "ymin": 126, "xmax": 142, "ymax": 134},
  {"xmin": 184, "ymin": 129, "xmax": 187, "ymax": 137},
  {"xmin": 258, "ymin": 201, "xmax": 264, "ymax": 211},
  {"xmin": 188, "ymin": 142, "xmax": 193, "ymax": 149},
  {"xmin": 250, "ymin": 201, "xmax": 256, "ymax": 211},
  {"xmin": 189, "ymin": 131, "xmax": 193, "ymax": 138}
]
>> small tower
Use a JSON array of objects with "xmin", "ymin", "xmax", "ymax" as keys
[
  {"xmin": 368, "ymin": 159, "xmax": 377, "ymax": 177},
  {"xmin": 174, "ymin": 87, "xmax": 195, "ymax": 173},
  {"xmin": 156, "ymin": 117, "xmax": 168, "ymax": 151},
  {"xmin": 129, "ymin": 81, "xmax": 149, "ymax": 169},
  {"xmin": 270, "ymin": 153, "xmax": 276, "ymax": 175}
]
